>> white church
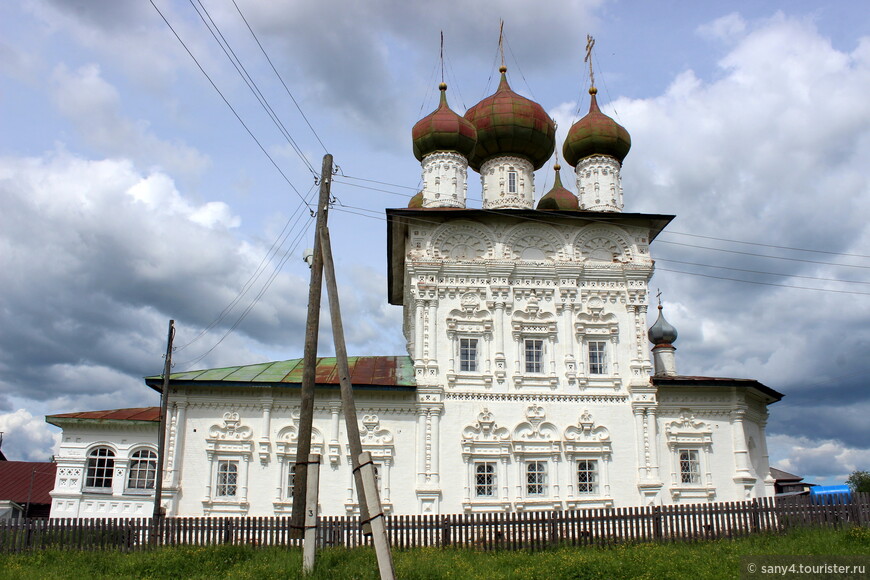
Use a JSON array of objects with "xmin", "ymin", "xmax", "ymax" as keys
[{"xmin": 45, "ymin": 62, "xmax": 782, "ymax": 519}]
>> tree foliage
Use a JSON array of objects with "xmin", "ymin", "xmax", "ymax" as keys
[{"xmin": 846, "ymin": 470, "xmax": 870, "ymax": 493}]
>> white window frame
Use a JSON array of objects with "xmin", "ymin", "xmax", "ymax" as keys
[
  {"xmin": 474, "ymin": 461, "xmax": 497, "ymax": 498},
  {"xmin": 215, "ymin": 460, "xmax": 239, "ymax": 498},
  {"xmin": 507, "ymin": 170, "xmax": 518, "ymax": 193},
  {"xmin": 576, "ymin": 459, "xmax": 599, "ymax": 495},
  {"xmin": 587, "ymin": 341, "xmax": 607, "ymax": 375},
  {"xmin": 564, "ymin": 411, "xmax": 613, "ymax": 508},
  {"xmin": 678, "ymin": 449, "xmax": 701, "ymax": 485},
  {"xmin": 524, "ymin": 338, "xmax": 544, "ymax": 374},
  {"xmin": 125, "ymin": 448, "xmax": 157, "ymax": 494},
  {"xmin": 459, "ymin": 337, "xmax": 479, "ymax": 373},
  {"xmin": 525, "ymin": 460, "xmax": 548, "ymax": 497},
  {"xmin": 203, "ymin": 412, "xmax": 253, "ymax": 514},
  {"xmin": 84, "ymin": 447, "xmax": 115, "ymax": 493}
]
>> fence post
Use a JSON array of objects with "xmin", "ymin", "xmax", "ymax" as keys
[
  {"xmin": 223, "ymin": 517, "xmax": 233, "ymax": 544},
  {"xmin": 441, "ymin": 516, "xmax": 451, "ymax": 547},
  {"xmin": 751, "ymin": 499, "xmax": 760, "ymax": 533},
  {"xmin": 653, "ymin": 506, "xmax": 662, "ymax": 540}
]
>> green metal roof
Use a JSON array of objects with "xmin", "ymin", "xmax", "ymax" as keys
[{"xmin": 145, "ymin": 355, "xmax": 416, "ymax": 391}]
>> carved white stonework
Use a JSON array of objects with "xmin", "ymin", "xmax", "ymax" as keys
[
  {"xmin": 575, "ymin": 155, "xmax": 624, "ymax": 212},
  {"xmin": 480, "ymin": 156, "xmax": 535, "ymax": 209},
  {"xmin": 420, "ymin": 151, "xmax": 469, "ymax": 208}
]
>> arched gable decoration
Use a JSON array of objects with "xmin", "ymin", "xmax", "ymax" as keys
[
  {"xmin": 512, "ymin": 405, "xmax": 559, "ymax": 442},
  {"xmin": 573, "ymin": 227, "xmax": 633, "ymax": 262},
  {"xmin": 503, "ymin": 224, "xmax": 565, "ymax": 261},
  {"xmin": 431, "ymin": 221, "xmax": 495, "ymax": 260}
]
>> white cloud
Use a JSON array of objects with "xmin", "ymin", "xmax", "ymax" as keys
[
  {"xmin": 696, "ymin": 13, "xmax": 746, "ymax": 42},
  {"xmin": 769, "ymin": 433, "xmax": 870, "ymax": 485},
  {"xmin": 0, "ymin": 410, "xmax": 61, "ymax": 461},
  {"xmin": 50, "ymin": 64, "xmax": 210, "ymax": 177}
]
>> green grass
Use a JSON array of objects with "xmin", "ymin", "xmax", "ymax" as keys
[{"xmin": 0, "ymin": 526, "xmax": 866, "ymax": 580}]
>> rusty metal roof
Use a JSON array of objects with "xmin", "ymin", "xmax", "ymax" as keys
[
  {"xmin": 0, "ymin": 461, "xmax": 57, "ymax": 504},
  {"xmin": 145, "ymin": 355, "xmax": 416, "ymax": 391},
  {"xmin": 652, "ymin": 375, "xmax": 783, "ymax": 402},
  {"xmin": 46, "ymin": 407, "xmax": 161, "ymax": 426}
]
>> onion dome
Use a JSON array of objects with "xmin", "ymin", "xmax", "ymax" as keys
[
  {"xmin": 407, "ymin": 191, "xmax": 424, "ymax": 208},
  {"xmin": 648, "ymin": 304, "xmax": 678, "ymax": 345},
  {"xmin": 412, "ymin": 83, "xmax": 477, "ymax": 162},
  {"xmin": 537, "ymin": 164, "xmax": 578, "ymax": 210},
  {"xmin": 563, "ymin": 87, "xmax": 631, "ymax": 167},
  {"xmin": 464, "ymin": 66, "xmax": 556, "ymax": 171}
]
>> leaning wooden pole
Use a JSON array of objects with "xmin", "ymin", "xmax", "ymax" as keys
[
  {"xmin": 319, "ymin": 225, "xmax": 371, "ymax": 528},
  {"xmin": 151, "ymin": 319, "xmax": 175, "ymax": 543},
  {"xmin": 290, "ymin": 154, "xmax": 333, "ymax": 537}
]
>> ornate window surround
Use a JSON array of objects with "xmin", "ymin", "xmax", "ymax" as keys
[
  {"xmin": 445, "ymin": 294, "xmax": 493, "ymax": 388},
  {"xmin": 460, "ymin": 409, "xmax": 512, "ymax": 512},
  {"xmin": 345, "ymin": 414, "xmax": 394, "ymax": 515},
  {"xmin": 665, "ymin": 411, "xmax": 716, "ymax": 501},
  {"xmin": 574, "ymin": 302, "xmax": 620, "ymax": 389},
  {"xmin": 203, "ymin": 412, "xmax": 253, "ymax": 515},
  {"xmin": 563, "ymin": 410, "xmax": 613, "ymax": 508},
  {"xmin": 273, "ymin": 423, "xmax": 324, "ymax": 514},
  {"xmin": 512, "ymin": 405, "xmax": 562, "ymax": 511},
  {"xmin": 511, "ymin": 298, "xmax": 558, "ymax": 389}
]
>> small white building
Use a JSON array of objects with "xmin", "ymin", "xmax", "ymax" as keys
[{"xmin": 46, "ymin": 66, "xmax": 782, "ymax": 519}]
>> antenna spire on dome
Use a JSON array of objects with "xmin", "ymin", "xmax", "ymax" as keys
[
  {"xmin": 440, "ymin": 31, "xmax": 445, "ymax": 84},
  {"xmin": 499, "ymin": 20, "xmax": 505, "ymax": 70}
]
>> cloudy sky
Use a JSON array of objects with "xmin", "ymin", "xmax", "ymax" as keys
[{"xmin": 0, "ymin": 1, "xmax": 867, "ymax": 486}]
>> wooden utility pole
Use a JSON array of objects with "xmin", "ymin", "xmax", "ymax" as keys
[
  {"xmin": 152, "ymin": 319, "xmax": 175, "ymax": 540},
  {"xmin": 290, "ymin": 154, "xmax": 333, "ymax": 536},
  {"xmin": 320, "ymin": 225, "xmax": 371, "ymax": 526}
]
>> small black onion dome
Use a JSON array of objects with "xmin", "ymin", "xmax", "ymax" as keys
[
  {"xmin": 648, "ymin": 304, "xmax": 678, "ymax": 345},
  {"xmin": 464, "ymin": 66, "xmax": 556, "ymax": 171},
  {"xmin": 407, "ymin": 191, "xmax": 424, "ymax": 208},
  {"xmin": 412, "ymin": 83, "xmax": 477, "ymax": 162},
  {"xmin": 563, "ymin": 87, "xmax": 631, "ymax": 167},
  {"xmin": 537, "ymin": 164, "xmax": 579, "ymax": 210}
]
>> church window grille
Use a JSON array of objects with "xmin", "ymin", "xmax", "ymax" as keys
[
  {"xmin": 679, "ymin": 450, "xmax": 701, "ymax": 484},
  {"xmin": 286, "ymin": 463, "xmax": 296, "ymax": 500},
  {"xmin": 85, "ymin": 447, "xmax": 115, "ymax": 491},
  {"xmin": 126, "ymin": 448, "xmax": 156, "ymax": 491},
  {"xmin": 216, "ymin": 460, "xmax": 239, "ymax": 497},
  {"xmin": 588, "ymin": 341, "xmax": 607, "ymax": 375},
  {"xmin": 577, "ymin": 460, "xmax": 598, "ymax": 494},
  {"xmin": 475, "ymin": 462, "xmax": 496, "ymax": 497},
  {"xmin": 525, "ymin": 339, "xmax": 544, "ymax": 373},
  {"xmin": 526, "ymin": 461, "xmax": 547, "ymax": 496},
  {"xmin": 459, "ymin": 338, "xmax": 478, "ymax": 372}
]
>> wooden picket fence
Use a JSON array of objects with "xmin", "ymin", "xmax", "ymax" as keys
[{"xmin": 0, "ymin": 493, "xmax": 867, "ymax": 553}]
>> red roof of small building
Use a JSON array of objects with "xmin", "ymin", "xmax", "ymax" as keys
[
  {"xmin": 46, "ymin": 407, "xmax": 160, "ymax": 424},
  {"xmin": 0, "ymin": 461, "xmax": 57, "ymax": 504}
]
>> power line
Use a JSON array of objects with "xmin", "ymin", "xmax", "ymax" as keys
[
  {"xmin": 328, "ymin": 195, "xmax": 870, "ymax": 298},
  {"xmin": 230, "ymin": 0, "xmax": 329, "ymax": 155},
  {"xmin": 655, "ymin": 257, "xmax": 870, "ymax": 286},
  {"xmin": 176, "ymin": 184, "xmax": 318, "ymax": 353},
  {"xmin": 189, "ymin": 0, "xmax": 317, "ymax": 177},
  {"xmin": 656, "ymin": 240, "xmax": 870, "ymax": 270},
  {"xmin": 149, "ymin": 0, "xmax": 311, "ymax": 205},
  {"xmin": 657, "ymin": 267, "xmax": 870, "ymax": 296},
  {"xmin": 334, "ymin": 173, "xmax": 870, "ymax": 265},
  {"xmin": 660, "ymin": 230, "xmax": 870, "ymax": 259}
]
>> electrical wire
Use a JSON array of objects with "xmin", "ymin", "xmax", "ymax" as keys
[
  {"xmin": 189, "ymin": 0, "xmax": 317, "ymax": 177},
  {"xmin": 149, "ymin": 0, "xmax": 311, "ymax": 205},
  {"xmin": 230, "ymin": 0, "xmax": 329, "ymax": 155}
]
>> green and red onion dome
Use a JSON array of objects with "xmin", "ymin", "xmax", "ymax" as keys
[
  {"xmin": 407, "ymin": 191, "xmax": 424, "ymax": 208},
  {"xmin": 537, "ymin": 164, "xmax": 578, "ymax": 210},
  {"xmin": 563, "ymin": 87, "xmax": 631, "ymax": 167},
  {"xmin": 412, "ymin": 83, "xmax": 477, "ymax": 162},
  {"xmin": 463, "ymin": 66, "xmax": 556, "ymax": 171}
]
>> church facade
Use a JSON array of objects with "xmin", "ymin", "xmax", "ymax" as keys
[{"xmin": 46, "ymin": 64, "xmax": 782, "ymax": 519}]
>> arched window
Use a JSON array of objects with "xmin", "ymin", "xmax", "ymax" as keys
[
  {"xmin": 127, "ymin": 449, "xmax": 157, "ymax": 491},
  {"xmin": 85, "ymin": 447, "xmax": 115, "ymax": 491}
]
